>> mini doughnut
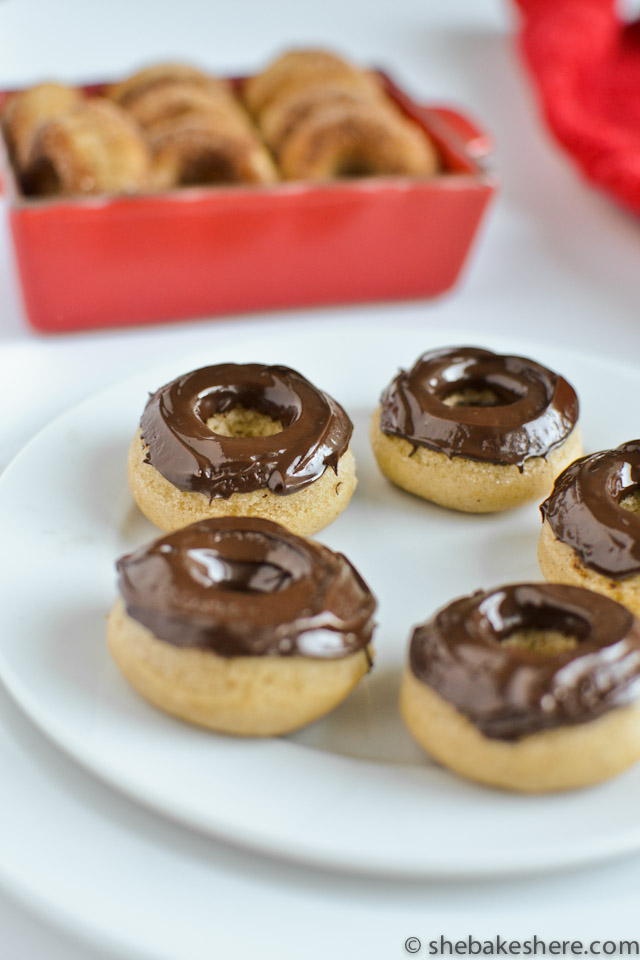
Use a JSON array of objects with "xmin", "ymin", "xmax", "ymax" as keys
[
  {"xmin": 22, "ymin": 98, "xmax": 151, "ymax": 197},
  {"xmin": 107, "ymin": 517, "xmax": 376, "ymax": 735},
  {"xmin": 107, "ymin": 62, "xmax": 229, "ymax": 109},
  {"xmin": 148, "ymin": 111, "xmax": 277, "ymax": 188},
  {"xmin": 245, "ymin": 48, "xmax": 438, "ymax": 181},
  {"xmin": 1, "ymin": 82, "xmax": 84, "ymax": 169},
  {"xmin": 258, "ymin": 75, "xmax": 383, "ymax": 154},
  {"xmin": 243, "ymin": 49, "xmax": 364, "ymax": 117},
  {"xmin": 124, "ymin": 80, "xmax": 235, "ymax": 132},
  {"xmin": 400, "ymin": 583, "xmax": 640, "ymax": 792},
  {"xmin": 278, "ymin": 100, "xmax": 438, "ymax": 180},
  {"xmin": 370, "ymin": 346, "xmax": 582, "ymax": 512},
  {"xmin": 539, "ymin": 441, "xmax": 640, "ymax": 616},
  {"xmin": 128, "ymin": 363, "xmax": 357, "ymax": 535},
  {"xmin": 108, "ymin": 64, "xmax": 276, "ymax": 188},
  {"xmin": 107, "ymin": 65, "xmax": 272, "ymax": 189}
]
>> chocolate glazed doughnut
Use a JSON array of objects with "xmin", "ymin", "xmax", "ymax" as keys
[
  {"xmin": 370, "ymin": 346, "xmax": 582, "ymax": 512},
  {"xmin": 539, "ymin": 441, "xmax": 640, "ymax": 616},
  {"xmin": 128, "ymin": 363, "xmax": 357, "ymax": 535},
  {"xmin": 107, "ymin": 517, "xmax": 376, "ymax": 735},
  {"xmin": 400, "ymin": 583, "xmax": 640, "ymax": 791}
]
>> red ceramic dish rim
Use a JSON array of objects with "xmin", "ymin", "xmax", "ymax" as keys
[{"xmin": 0, "ymin": 70, "xmax": 495, "ymax": 209}]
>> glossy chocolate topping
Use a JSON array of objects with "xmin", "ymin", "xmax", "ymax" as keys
[
  {"xmin": 379, "ymin": 347, "xmax": 579, "ymax": 468},
  {"xmin": 116, "ymin": 517, "xmax": 376, "ymax": 658},
  {"xmin": 541, "ymin": 441, "xmax": 640, "ymax": 579},
  {"xmin": 409, "ymin": 583, "xmax": 640, "ymax": 739},
  {"xmin": 139, "ymin": 363, "xmax": 353, "ymax": 499}
]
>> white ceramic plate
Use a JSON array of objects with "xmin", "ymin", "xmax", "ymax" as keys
[{"xmin": 2, "ymin": 320, "xmax": 640, "ymax": 878}]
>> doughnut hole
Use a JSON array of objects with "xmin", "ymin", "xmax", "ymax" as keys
[
  {"xmin": 22, "ymin": 155, "xmax": 62, "ymax": 196},
  {"xmin": 441, "ymin": 387, "xmax": 502, "ymax": 408},
  {"xmin": 501, "ymin": 629, "xmax": 578, "ymax": 655},
  {"xmin": 206, "ymin": 405, "xmax": 283, "ymax": 438},
  {"xmin": 333, "ymin": 153, "xmax": 379, "ymax": 178},
  {"xmin": 620, "ymin": 488, "xmax": 640, "ymax": 515},
  {"xmin": 439, "ymin": 377, "xmax": 521, "ymax": 409},
  {"xmin": 179, "ymin": 152, "xmax": 238, "ymax": 185},
  {"xmin": 173, "ymin": 147, "xmax": 268, "ymax": 186},
  {"xmin": 484, "ymin": 593, "xmax": 585, "ymax": 654}
]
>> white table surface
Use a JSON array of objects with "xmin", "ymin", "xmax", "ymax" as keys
[{"xmin": 2, "ymin": 0, "xmax": 640, "ymax": 956}]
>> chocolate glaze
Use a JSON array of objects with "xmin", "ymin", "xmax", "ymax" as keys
[
  {"xmin": 379, "ymin": 347, "xmax": 579, "ymax": 468},
  {"xmin": 541, "ymin": 441, "xmax": 640, "ymax": 579},
  {"xmin": 139, "ymin": 363, "xmax": 353, "ymax": 499},
  {"xmin": 116, "ymin": 517, "xmax": 376, "ymax": 659},
  {"xmin": 409, "ymin": 583, "xmax": 640, "ymax": 740}
]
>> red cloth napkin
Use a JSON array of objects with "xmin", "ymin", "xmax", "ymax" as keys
[{"xmin": 515, "ymin": 0, "xmax": 640, "ymax": 214}]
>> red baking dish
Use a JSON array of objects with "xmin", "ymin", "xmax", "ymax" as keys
[{"xmin": 0, "ymin": 74, "xmax": 496, "ymax": 333}]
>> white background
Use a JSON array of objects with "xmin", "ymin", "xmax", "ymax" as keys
[{"xmin": 2, "ymin": 0, "xmax": 640, "ymax": 956}]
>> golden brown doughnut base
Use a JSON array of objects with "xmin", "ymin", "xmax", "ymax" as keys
[
  {"xmin": 400, "ymin": 668, "xmax": 640, "ymax": 792},
  {"xmin": 370, "ymin": 409, "xmax": 582, "ymax": 513},
  {"xmin": 127, "ymin": 431, "xmax": 357, "ymax": 535},
  {"xmin": 538, "ymin": 519, "xmax": 640, "ymax": 617},
  {"xmin": 107, "ymin": 598, "xmax": 371, "ymax": 736}
]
